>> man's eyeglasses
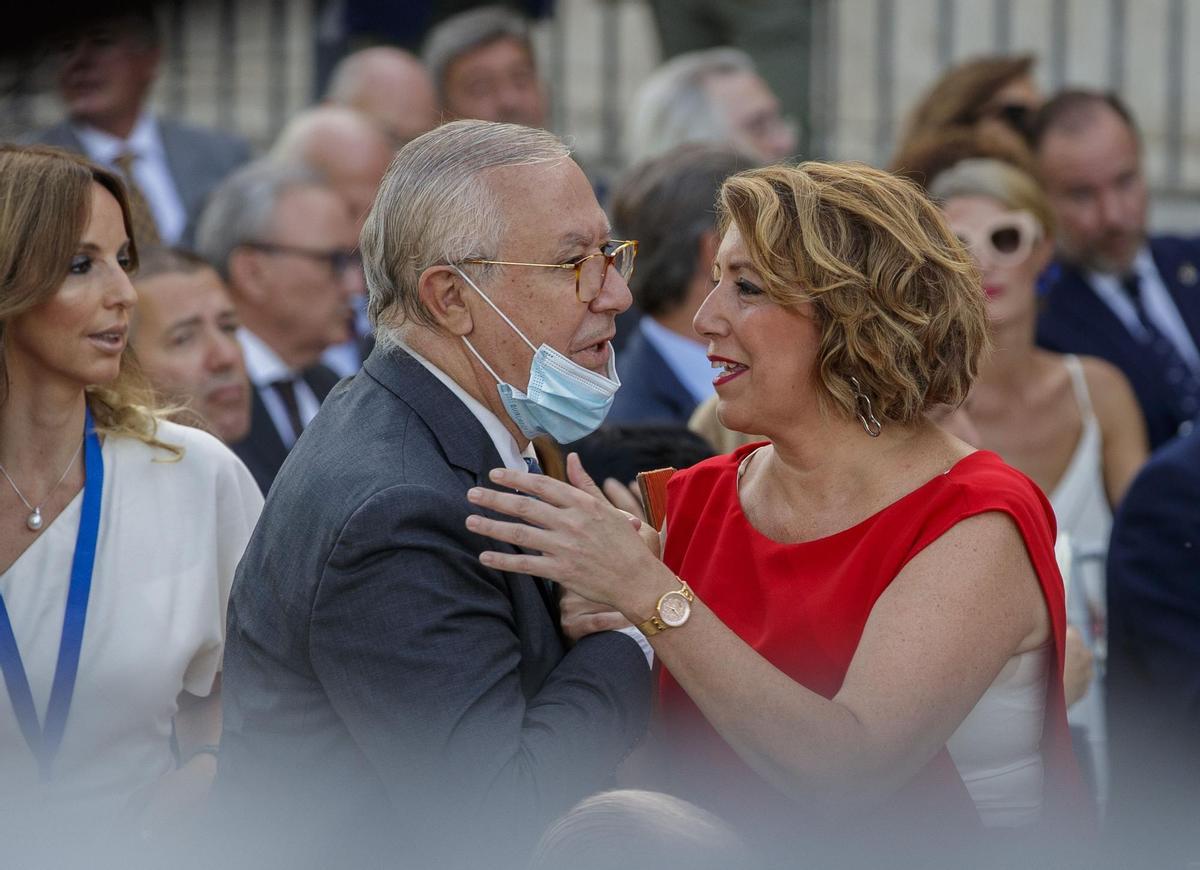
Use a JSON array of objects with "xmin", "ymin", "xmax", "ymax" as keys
[
  {"xmin": 244, "ymin": 242, "xmax": 362, "ymax": 276},
  {"xmin": 461, "ymin": 239, "xmax": 638, "ymax": 303}
]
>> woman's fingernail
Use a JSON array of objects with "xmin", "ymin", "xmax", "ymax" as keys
[
  {"xmin": 467, "ymin": 487, "xmax": 482, "ymax": 500},
  {"xmin": 465, "ymin": 515, "xmax": 480, "ymax": 530}
]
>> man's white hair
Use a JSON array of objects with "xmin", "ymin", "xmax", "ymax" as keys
[
  {"xmin": 360, "ymin": 120, "xmax": 570, "ymax": 351},
  {"xmin": 625, "ymin": 48, "xmax": 756, "ymax": 165}
]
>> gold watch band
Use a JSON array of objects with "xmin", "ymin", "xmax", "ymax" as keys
[{"xmin": 637, "ymin": 614, "xmax": 670, "ymax": 636}]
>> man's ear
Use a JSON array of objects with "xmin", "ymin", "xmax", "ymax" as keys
[
  {"xmin": 685, "ymin": 228, "xmax": 721, "ymax": 301},
  {"xmin": 696, "ymin": 229, "xmax": 720, "ymax": 278},
  {"xmin": 228, "ymin": 247, "xmax": 268, "ymax": 306},
  {"xmin": 417, "ymin": 265, "xmax": 474, "ymax": 335}
]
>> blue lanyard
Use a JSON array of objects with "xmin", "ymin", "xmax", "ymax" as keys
[{"xmin": 0, "ymin": 406, "xmax": 102, "ymax": 781}]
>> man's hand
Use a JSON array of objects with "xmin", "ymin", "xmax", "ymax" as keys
[
  {"xmin": 560, "ymin": 590, "xmax": 631, "ymax": 644},
  {"xmin": 602, "ymin": 478, "xmax": 646, "ymax": 522}
]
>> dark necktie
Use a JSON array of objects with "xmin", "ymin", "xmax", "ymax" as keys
[
  {"xmin": 1122, "ymin": 273, "xmax": 1200, "ymax": 425},
  {"xmin": 113, "ymin": 151, "xmax": 161, "ymax": 247},
  {"xmin": 520, "ymin": 455, "xmax": 556, "ymax": 601},
  {"xmin": 271, "ymin": 377, "xmax": 305, "ymax": 444}
]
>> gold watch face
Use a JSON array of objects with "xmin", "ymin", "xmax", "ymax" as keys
[{"xmin": 658, "ymin": 591, "xmax": 692, "ymax": 627}]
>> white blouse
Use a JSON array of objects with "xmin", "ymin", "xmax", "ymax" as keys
[{"xmin": 0, "ymin": 420, "xmax": 261, "ymax": 833}]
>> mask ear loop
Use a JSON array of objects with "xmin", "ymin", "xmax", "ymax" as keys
[{"xmin": 453, "ymin": 265, "xmax": 538, "ymax": 354}]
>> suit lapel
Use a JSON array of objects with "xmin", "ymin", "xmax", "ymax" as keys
[
  {"xmin": 363, "ymin": 346, "xmax": 561, "ymax": 622},
  {"xmin": 637, "ymin": 333, "xmax": 696, "ymax": 419},
  {"xmin": 37, "ymin": 122, "xmax": 85, "ymax": 153},
  {"xmin": 1149, "ymin": 238, "xmax": 1200, "ymax": 342},
  {"xmin": 237, "ymin": 386, "xmax": 290, "ymax": 481},
  {"xmin": 302, "ymin": 363, "xmax": 342, "ymax": 402},
  {"xmin": 1044, "ymin": 266, "xmax": 1151, "ymax": 375},
  {"xmin": 158, "ymin": 120, "xmax": 207, "ymax": 224}
]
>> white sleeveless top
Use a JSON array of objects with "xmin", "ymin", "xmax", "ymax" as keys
[
  {"xmin": 946, "ymin": 641, "xmax": 1051, "ymax": 827},
  {"xmin": 945, "ymin": 356, "xmax": 1113, "ymax": 826},
  {"xmin": 1049, "ymin": 354, "xmax": 1113, "ymax": 811}
]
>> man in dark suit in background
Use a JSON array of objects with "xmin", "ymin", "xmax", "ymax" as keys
[
  {"xmin": 216, "ymin": 121, "xmax": 651, "ymax": 869},
  {"xmin": 1105, "ymin": 427, "xmax": 1200, "ymax": 867},
  {"xmin": 608, "ymin": 144, "xmax": 752, "ymax": 425},
  {"xmin": 28, "ymin": 4, "xmax": 250, "ymax": 247},
  {"xmin": 1034, "ymin": 90, "xmax": 1200, "ymax": 448},
  {"xmin": 196, "ymin": 159, "xmax": 361, "ymax": 493}
]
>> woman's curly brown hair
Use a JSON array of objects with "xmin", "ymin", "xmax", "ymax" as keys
[{"xmin": 717, "ymin": 161, "xmax": 989, "ymax": 426}]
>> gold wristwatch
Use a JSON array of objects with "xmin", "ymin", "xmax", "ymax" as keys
[{"xmin": 637, "ymin": 578, "xmax": 694, "ymax": 635}]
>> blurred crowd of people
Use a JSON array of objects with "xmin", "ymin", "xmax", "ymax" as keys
[{"xmin": 1, "ymin": 2, "xmax": 1197, "ymax": 869}]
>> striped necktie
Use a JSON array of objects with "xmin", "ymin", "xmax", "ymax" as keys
[{"xmin": 113, "ymin": 151, "xmax": 161, "ymax": 247}]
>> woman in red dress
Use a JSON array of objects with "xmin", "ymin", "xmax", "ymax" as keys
[{"xmin": 466, "ymin": 162, "xmax": 1086, "ymax": 866}]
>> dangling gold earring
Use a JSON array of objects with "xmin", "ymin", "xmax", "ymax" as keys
[{"xmin": 850, "ymin": 377, "xmax": 882, "ymax": 437}]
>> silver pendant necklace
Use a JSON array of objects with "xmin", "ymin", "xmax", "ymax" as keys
[{"xmin": 0, "ymin": 439, "xmax": 84, "ymax": 532}]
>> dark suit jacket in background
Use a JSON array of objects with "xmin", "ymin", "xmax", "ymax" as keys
[
  {"xmin": 26, "ymin": 117, "xmax": 251, "ymax": 247},
  {"xmin": 216, "ymin": 346, "xmax": 651, "ymax": 869},
  {"xmin": 1037, "ymin": 236, "xmax": 1200, "ymax": 448},
  {"xmin": 229, "ymin": 363, "xmax": 340, "ymax": 495},
  {"xmin": 609, "ymin": 326, "xmax": 700, "ymax": 425},
  {"xmin": 1104, "ymin": 427, "xmax": 1200, "ymax": 866}
]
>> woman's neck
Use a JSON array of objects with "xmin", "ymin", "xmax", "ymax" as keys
[
  {"xmin": 760, "ymin": 410, "xmax": 930, "ymax": 513},
  {"xmin": 0, "ymin": 364, "xmax": 88, "ymax": 481},
  {"xmin": 976, "ymin": 307, "xmax": 1038, "ymax": 393}
]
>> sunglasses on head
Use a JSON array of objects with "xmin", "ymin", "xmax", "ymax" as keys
[
  {"xmin": 976, "ymin": 102, "xmax": 1037, "ymax": 144},
  {"xmin": 950, "ymin": 210, "xmax": 1041, "ymax": 267}
]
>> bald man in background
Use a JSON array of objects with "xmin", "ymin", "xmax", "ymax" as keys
[
  {"xmin": 271, "ymin": 105, "xmax": 395, "ymax": 232},
  {"xmin": 270, "ymin": 105, "xmax": 393, "ymax": 375},
  {"xmin": 324, "ymin": 46, "xmax": 438, "ymax": 147}
]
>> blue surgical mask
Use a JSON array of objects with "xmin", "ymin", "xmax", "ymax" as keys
[{"xmin": 455, "ymin": 266, "xmax": 621, "ymax": 443}]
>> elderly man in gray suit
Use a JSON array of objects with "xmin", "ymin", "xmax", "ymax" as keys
[
  {"xmin": 28, "ymin": 5, "xmax": 249, "ymax": 247},
  {"xmin": 216, "ymin": 121, "xmax": 651, "ymax": 869}
]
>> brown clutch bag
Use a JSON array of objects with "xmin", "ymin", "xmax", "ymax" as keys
[{"xmin": 636, "ymin": 467, "xmax": 677, "ymax": 531}]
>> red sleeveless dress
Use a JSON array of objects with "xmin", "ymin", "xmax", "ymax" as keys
[{"xmin": 658, "ymin": 444, "xmax": 1084, "ymax": 852}]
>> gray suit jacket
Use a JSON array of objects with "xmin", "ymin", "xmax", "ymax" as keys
[
  {"xmin": 216, "ymin": 346, "xmax": 652, "ymax": 869},
  {"xmin": 26, "ymin": 117, "xmax": 250, "ymax": 247}
]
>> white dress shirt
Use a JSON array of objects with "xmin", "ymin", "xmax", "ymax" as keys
[
  {"xmin": 238, "ymin": 330, "xmax": 322, "ymax": 448},
  {"xmin": 73, "ymin": 113, "xmax": 188, "ymax": 245},
  {"xmin": 638, "ymin": 316, "xmax": 715, "ymax": 404},
  {"xmin": 1086, "ymin": 247, "xmax": 1200, "ymax": 372},
  {"xmin": 403, "ymin": 345, "xmax": 654, "ymax": 666}
]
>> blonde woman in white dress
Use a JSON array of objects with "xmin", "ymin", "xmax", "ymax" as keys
[{"xmin": 932, "ymin": 157, "xmax": 1148, "ymax": 813}]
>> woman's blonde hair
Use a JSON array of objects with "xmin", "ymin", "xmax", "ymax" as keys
[
  {"xmin": 717, "ymin": 161, "xmax": 989, "ymax": 425},
  {"xmin": 0, "ymin": 144, "xmax": 179, "ymax": 456},
  {"xmin": 928, "ymin": 156, "xmax": 1057, "ymax": 238}
]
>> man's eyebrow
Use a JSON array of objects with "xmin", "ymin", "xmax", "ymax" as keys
[{"xmin": 553, "ymin": 232, "xmax": 596, "ymax": 260}]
